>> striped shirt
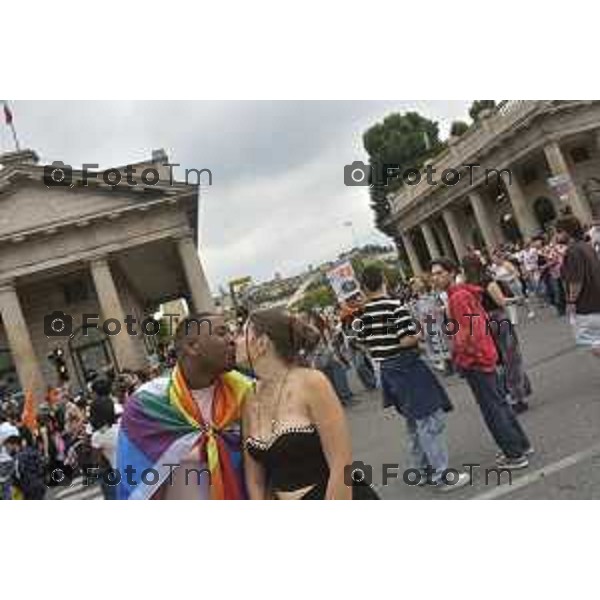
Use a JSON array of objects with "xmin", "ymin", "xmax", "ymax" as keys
[{"xmin": 355, "ymin": 296, "xmax": 418, "ymax": 361}]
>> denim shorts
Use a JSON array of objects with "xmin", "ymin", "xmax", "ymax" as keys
[{"xmin": 573, "ymin": 313, "xmax": 600, "ymax": 348}]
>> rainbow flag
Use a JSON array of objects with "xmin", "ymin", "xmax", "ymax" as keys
[{"xmin": 117, "ymin": 366, "xmax": 252, "ymax": 500}]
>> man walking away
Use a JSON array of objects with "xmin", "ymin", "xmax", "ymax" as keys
[
  {"xmin": 356, "ymin": 265, "xmax": 469, "ymax": 491},
  {"xmin": 556, "ymin": 216, "xmax": 600, "ymax": 359}
]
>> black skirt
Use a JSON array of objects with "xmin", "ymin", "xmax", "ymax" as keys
[{"xmin": 300, "ymin": 480, "xmax": 379, "ymax": 500}]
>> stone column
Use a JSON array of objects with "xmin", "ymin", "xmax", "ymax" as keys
[
  {"xmin": 0, "ymin": 281, "xmax": 46, "ymax": 403},
  {"xmin": 177, "ymin": 235, "xmax": 215, "ymax": 313},
  {"xmin": 442, "ymin": 207, "xmax": 467, "ymax": 259},
  {"xmin": 90, "ymin": 257, "xmax": 146, "ymax": 372},
  {"xmin": 420, "ymin": 221, "xmax": 441, "ymax": 260},
  {"xmin": 400, "ymin": 231, "xmax": 423, "ymax": 276},
  {"xmin": 434, "ymin": 222, "xmax": 455, "ymax": 259},
  {"xmin": 469, "ymin": 190, "xmax": 499, "ymax": 252},
  {"xmin": 504, "ymin": 172, "xmax": 539, "ymax": 240},
  {"xmin": 544, "ymin": 140, "xmax": 593, "ymax": 224}
]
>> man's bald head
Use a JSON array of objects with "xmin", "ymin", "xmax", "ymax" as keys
[
  {"xmin": 174, "ymin": 312, "xmax": 216, "ymax": 354},
  {"xmin": 174, "ymin": 313, "xmax": 236, "ymax": 380}
]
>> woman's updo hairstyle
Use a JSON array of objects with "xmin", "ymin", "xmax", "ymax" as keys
[{"xmin": 249, "ymin": 308, "xmax": 321, "ymax": 364}]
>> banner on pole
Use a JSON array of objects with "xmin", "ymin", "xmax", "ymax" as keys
[
  {"xmin": 547, "ymin": 174, "xmax": 573, "ymax": 201},
  {"xmin": 326, "ymin": 260, "xmax": 360, "ymax": 302}
]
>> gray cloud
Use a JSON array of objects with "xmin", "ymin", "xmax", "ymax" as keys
[{"xmin": 0, "ymin": 100, "xmax": 469, "ymax": 289}]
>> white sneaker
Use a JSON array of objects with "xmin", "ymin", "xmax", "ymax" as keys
[
  {"xmin": 434, "ymin": 472, "xmax": 471, "ymax": 492},
  {"xmin": 496, "ymin": 447, "xmax": 534, "ymax": 460}
]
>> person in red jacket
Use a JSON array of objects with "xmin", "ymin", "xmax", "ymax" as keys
[{"xmin": 431, "ymin": 258, "xmax": 532, "ymax": 470}]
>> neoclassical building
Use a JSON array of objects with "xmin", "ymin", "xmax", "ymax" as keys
[
  {"xmin": 386, "ymin": 100, "xmax": 600, "ymax": 274},
  {"xmin": 0, "ymin": 149, "xmax": 213, "ymax": 401}
]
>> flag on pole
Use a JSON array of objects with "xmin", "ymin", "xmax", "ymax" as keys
[
  {"xmin": 2, "ymin": 101, "xmax": 13, "ymax": 125},
  {"xmin": 1, "ymin": 101, "xmax": 21, "ymax": 151},
  {"xmin": 20, "ymin": 390, "xmax": 38, "ymax": 433}
]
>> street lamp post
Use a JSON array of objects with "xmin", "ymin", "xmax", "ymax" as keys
[{"xmin": 343, "ymin": 221, "xmax": 359, "ymax": 252}]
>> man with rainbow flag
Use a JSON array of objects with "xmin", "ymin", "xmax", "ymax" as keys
[{"xmin": 116, "ymin": 312, "xmax": 253, "ymax": 500}]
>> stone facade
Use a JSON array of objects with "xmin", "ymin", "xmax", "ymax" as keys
[
  {"xmin": 387, "ymin": 101, "xmax": 600, "ymax": 274},
  {"xmin": 0, "ymin": 149, "xmax": 213, "ymax": 400}
]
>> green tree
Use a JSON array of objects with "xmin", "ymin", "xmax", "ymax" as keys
[
  {"xmin": 468, "ymin": 100, "xmax": 496, "ymax": 122},
  {"xmin": 350, "ymin": 256, "xmax": 365, "ymax": 278},
  {"xmin": 293, "ymin": 285, "xmax": 336, "ymax": 312},
  {"xmin": 362, "ymin": 111, "xmax": 444, "ymax": 242},
  {"xmin": 382, "ymin": 263, "xmax": 401, "ymax": 290},
  {"xmin": 450, "ymin": 120, "xmax": 469, "ymax": 137},
  {"xmin": 352, "ymin": 258, "xmax": 403, "ymax": 293}
]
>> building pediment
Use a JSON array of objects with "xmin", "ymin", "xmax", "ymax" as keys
[{"xmin": 0, "ymin": 151, "xmax": 198, "ymax": 242}]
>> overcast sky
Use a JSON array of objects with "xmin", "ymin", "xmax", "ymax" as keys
[{"xmin": 0, "ymin": 101, "xmax": 470, "ymax": 290}]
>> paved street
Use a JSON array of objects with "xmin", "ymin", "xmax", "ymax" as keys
[
  {"xmin": 46, "ymin": 307, "xmax": 599, "ymax": 500},
  {"xmin": 347, "ymin": 307, "xmax": 600, "ymax": 499},
  {"xmin": 48, "ymin": 476, "xmax": 103, "ymax": 501}
]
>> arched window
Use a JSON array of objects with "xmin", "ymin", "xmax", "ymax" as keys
[
  {"xmin": 470, "ymin": 227, "xmax": 485, "ymax": 251},
  {"xmin": 500, "ymin": 213, "xmax": 522, "ymax": 244},
  {"xmin": 410, "ymin": 229, "xmax": 430, "ymax": 273},
  {"xmin": 583, "ymin": 177, "xmax": 600, "ymax": 218},
  {"xmin": 533, "ymin": 197, "xmax": 557, "ymax": 231},
  {"xmin": 68, "ymin": 325, "xmax": 118, "ymax": 389},
  {"xmin": 0, "ymin": 347, "xmax": 18, "ymax": 394}
]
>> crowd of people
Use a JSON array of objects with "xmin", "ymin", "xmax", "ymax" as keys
[
  {"xmin": 0, "ymin": 365, "xmax": 170, "ymax": 500},
  {"xmin": 1, "ymin": 214, "xmax": 599, "ymax": 500},
  {"xmin": 297, "ymin": 217, "xmax": 600, "ymax": 418}
]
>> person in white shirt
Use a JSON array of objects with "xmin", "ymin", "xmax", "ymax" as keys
[
  {"xmin": 90, "ymin": 397, "xmax": 119, "ymax": 499},
  {"xmin": 521, "ymin": 238, "xmax": 543, "ymax": 293}
]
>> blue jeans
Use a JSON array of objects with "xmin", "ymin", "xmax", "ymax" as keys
[
  {"xmin": 352, "ymin": 349, "xmax": 377, "ymax": 390},
  {"xmin": 1, "ymin": 481, "xmax": 12, "ymax": 500},
  {"xmin": 323, "ymin": 359, "xmax": 353, "ymax": 404},
  {"xmin": 406, "ymin": 409, "xmax": 448, "ymax": 484},
  {"xmin": 546, "ymin": 276, "xmax": 566, "ymax": 315},
  {"xmin": 100, "ymin": 468, "xmax": 118, "ymax": 500},
  {"xmin": 461, "ymin": 370, "xmax": 530, "ymax": 458}
]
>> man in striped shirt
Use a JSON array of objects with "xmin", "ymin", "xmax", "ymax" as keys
[
  {"xmin": 355, "ymin": 290, "xmax": 419, "ymax": 361},
  {"xmin": 355, "ymin": 265, "xmax": 469, "ymax": 491}
]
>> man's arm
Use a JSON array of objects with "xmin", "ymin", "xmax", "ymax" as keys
[
  {"xmin": 306, "ymin": 371, "xmax": 352, "ymax": 500},
  {"xmin": 393, "ymin": 304, "xmax": 421, "ymax": 348},
  {"xmin": 448, "ymin": 290, "xmax": 482, "ymax": 356},
  {"xmin": 562, "ymin": 247, "xmax": 585, "ymax": 305}
]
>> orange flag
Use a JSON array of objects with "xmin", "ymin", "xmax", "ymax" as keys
[{"xmin": 21, "ymin": 390, "xmax": 38, "ymax": 433}]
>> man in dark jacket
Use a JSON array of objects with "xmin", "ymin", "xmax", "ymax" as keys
[{"xmin": 556, "ymin": 215, "xmax": 600, "ymax": 359}]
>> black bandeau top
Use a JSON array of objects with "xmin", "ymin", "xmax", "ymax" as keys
[{"xmin": 244, "ymin": 425, "xmax": 329, "ymax": 492}]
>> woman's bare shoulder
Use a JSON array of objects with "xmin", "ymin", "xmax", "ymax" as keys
[
  {"xmin": 242, "ymin": 386, "xmax": 260, "ymax": 416},
  {"xmin": 292, "ymin": 367, "xmax": 330, "ymax": 387}
]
